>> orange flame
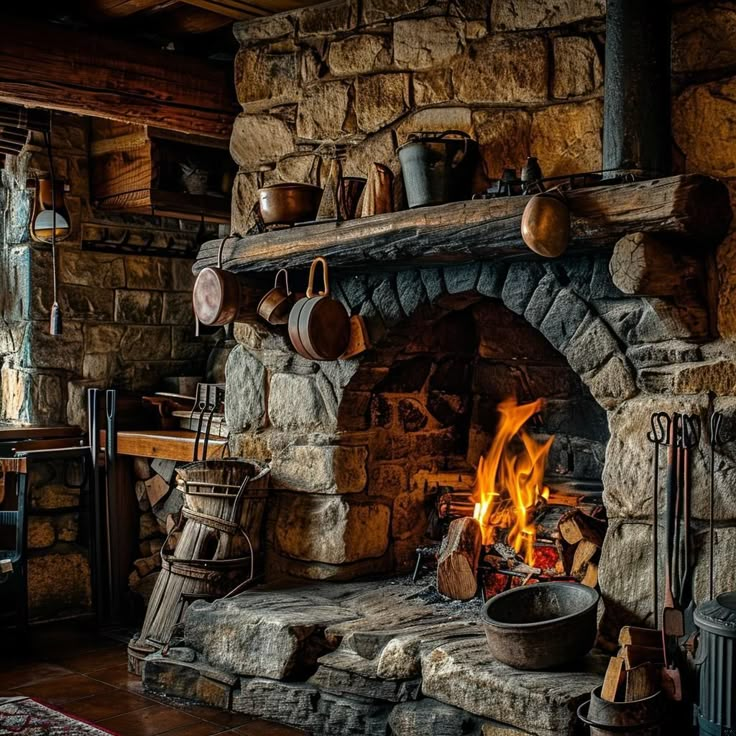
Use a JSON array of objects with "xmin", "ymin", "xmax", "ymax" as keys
[{"xmin": 472, "ymin": 397, "xmax": 553, "ymax": 565}]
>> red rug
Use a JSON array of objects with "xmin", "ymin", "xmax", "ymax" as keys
[{"xmin": 0, "ymin": 697, "xmax": 120, "ymax": 735}]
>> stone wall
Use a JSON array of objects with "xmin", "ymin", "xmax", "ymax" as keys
[
  {"xmin": 0, "ymin": 113, "xmax": 219, "ymax": 618},
  {"xmin": 224, "ymin": 0, "xmax": 736, "ymax": 634},
  {"xmin": 0, "ymin": 113, "xmax": 213, "ymax": 428}
]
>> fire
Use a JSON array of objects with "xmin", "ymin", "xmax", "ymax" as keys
[{"xmin": 472, "ymin": 397, "xmax": 553, "ymax": 565}]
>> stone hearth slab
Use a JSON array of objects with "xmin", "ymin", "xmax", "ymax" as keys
[
  {"xmin": 233, "ymin": 677, "xmax": 393, "ymax": 735},
  {"xmin": 184, "ymin": 587, "xmax": 361, "ymax": 679},
  {"xmin": 421, "ymin": 638, "xmax": 604, "ymax": 736}
]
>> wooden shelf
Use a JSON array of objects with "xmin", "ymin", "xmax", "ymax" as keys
[
  {"xmin": 97, "ymin": 189, "xmax": 230, "ymax": 224},
  {"xmin": 100, "ymin": 429, "xmax": 226, "ymax": 462},
  {"xmin": 194, "ymin": 174, "xmax": 731, "ymax": 274}
]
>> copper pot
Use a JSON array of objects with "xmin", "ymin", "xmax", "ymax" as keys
[
  {"xmin": 520, "ymin": 189, "xmax": 570, "ymax": 258},
  {"xmin": 257, "ymin": 183, "xmax": 323, "ymax": 226},
  {"xmin": 192, "ymin": 233, "xmax": 246, "ymax": 326},
  {"xmin": 288, "ymin": 257, "xmax": 350, "ymax": 361},
  {"xmin": 257, "ymin": 269, "xmax": 293, "ymax": 325}
]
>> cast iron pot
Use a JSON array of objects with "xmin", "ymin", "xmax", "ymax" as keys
[{"xmin": 480, "ymin": 582, "xmax": 600, "ymax": 670}]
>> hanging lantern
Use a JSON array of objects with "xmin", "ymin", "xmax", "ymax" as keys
[{"xmin": 30, "ymin": 175, "xmax": 71, "ymax": 244}]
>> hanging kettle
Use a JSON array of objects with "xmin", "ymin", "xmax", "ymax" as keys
[{"xmin": 520, "ymin": 188, "xmax": 570, "ymax": 258}]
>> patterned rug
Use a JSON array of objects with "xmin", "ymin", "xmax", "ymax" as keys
[{"xmin": 0, "ymin": 697, "xmax": 119, "ymax": 735}]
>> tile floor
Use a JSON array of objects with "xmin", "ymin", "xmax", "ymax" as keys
[{"xmin": 1, "ymin": 619, "xmax": 305, "ymax": 735}]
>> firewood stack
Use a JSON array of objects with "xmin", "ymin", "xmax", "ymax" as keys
[
  {"xmin": 601, "ymin": 627, "xmax": 662, "ymax": 703},
  {"xmin": 556, "ymin": 509, "xmax": 607, "ymax": 588}
]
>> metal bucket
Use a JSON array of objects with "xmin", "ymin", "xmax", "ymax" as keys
[
  {"xmin": 577, "ymin": 686, "xmax": 663, "ymax": 735},
  {"xmin": 397, "ymin": 131, "xmax": 476, "ymax": 208}
]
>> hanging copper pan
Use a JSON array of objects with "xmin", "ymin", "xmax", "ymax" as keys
[
  {"xmin": 288, "ymin": 257, "xmax": 350, "ymax": 361},
  {"xmin": 257, "ymin": 269, "xmax": 293, "ymax": 325},
  {"xmin": 192, "ymin": 233, "xmax": 245, "ymax": 326}
]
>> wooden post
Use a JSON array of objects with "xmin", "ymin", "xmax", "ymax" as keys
[{"xmin": 603, "ymin": 0, "xmax": 671, "ymax": 176}]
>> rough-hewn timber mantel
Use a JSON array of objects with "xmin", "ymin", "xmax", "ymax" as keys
[
  {"xmin": 0, "ymin": 19, "xmax": 236, "ymax": 140},
  {"xmin": 195, "ymin": 175, "xmax": 731, "ymax": 274}
]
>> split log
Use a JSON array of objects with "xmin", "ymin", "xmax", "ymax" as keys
[
  {"xmin": 619, "ymin": 626, "xmax": 662, "ymax": 648},
  {"xmin": 581, "ymin": 561, "xmax": 599, "ymax": 588},
  {"xmin": 625, "ymin": 663, "xmax": 659, "ymax": 702},
  {"xmin": 609, "ymin": 232, "xmax": 701, "ymax": 296},
  {"xmin": 194, "ymin": 175, "xmax": 732, "ymax": 274},
  {"xmin": 601, "ymin": 656, "xmax": 626, "ymax": 702},
  {"xmin": 558, "ymin": 509, "xmax": 607, "ymax": 547},
  {"xmin": 572, "ymin": 540, "xmax": 600, "ymax": 577},
  {"xmin": 619, "ymin": 644, "xmax": 664, "ymax": 669},
  {"xmin": 437, "ymin": 517, "xmax": 482, "ymax": 601}
]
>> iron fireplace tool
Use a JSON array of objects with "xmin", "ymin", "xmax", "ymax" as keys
[
  {"xmin": 661, "ymin": 413, "xmax": 684, "ymax": 701},
  {"xmin": 648, "ymin": 411, "xmax": 671, "ymax": 625},
  {"xmin": 678, "ymin": 414, "xmax": 701, "ymax": 635},
  {"xmin": 104, "ymin": 389, "xmax": 117, "ymax": 619},
  {"xmin": 708, "ymin": 406, "xmax": 726, "ymax": 600}
]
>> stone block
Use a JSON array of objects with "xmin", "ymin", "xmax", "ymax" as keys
[
  {"xmin": 391, "ymin": 487, "xmax": 427, "ymax": 540},
  {"xmin": 673, "ymin": 4, "xmax": 736, "ymax": 73},
  {"xmin": 298, "ymin": 0, "xmax": 356, "ymax": 36},
  {"xmin": 85, "ymin": 324, "xmax": 125, "ymax": 354},
  {"xmin": 231, "ymin": 172, "xmax": 260, "ymax": 235},
  {"xmin": 343, "ymin": 128, "xmax": 399, "ymax": 178},
  {"xmin": 627, "ymin": 340, "xmax": 702, "ymax": 369},
  {"xmin": 268, "ymin": 373, "xmax": 333, "ymax": 431},
  {"xmin": 474, "ymin": 109, "xmax": 531, "ymax": 179},
  {"xmin": 1, "ymin": 367, "xmax": 65, "ymax": 426},
  {"xmin": 523, "ymin": 271, "xmax": 560, "ymax": 328},
  {"xmin": 355, "ymin": 74, "xmax": 410, "ymax": 134},
  {"xmin": 476, "ymin": 262, "xmax": 507, "ymax": 300},
  {"xmin": 395, "ymin": 270, "xmax": 425, "ymax": 317},
  {"xmin": 362, "ymin": 0, "xmax": 430, "ymax": 23},
  {"xmin": 161, "ymin": 292, "xmax": 193, "ymax": 325},
  {"xmin": 531, "ymin": 99, "xmax": 603, "ymax": 176},
  {"xmin": 420, "ymin": 269, "xmax": 444, "ymax": 303},
  {"xmin": 28, "ymin": 548, "xmax": 91, "ymax": 616},
  {"xmin": 552, "ymin": 36, "xmax": 603, "ymax": 99},
  {"xmin": 453, "ymin": 35, "xmax": 548, "ymax": 104},
  {"xmin": 224, "ymin": 345, "xmax": 266, "ymax": 432},
  {"xmin": 372, "ymin": 279, "xmax": 405, "ymax": 326},
  {"xmin": 184, "ymin": 589, "xmax": 358, "ymax": 679},
  {"xmin": 28, "ymin": 518, "xmax": 56, "ymax": 549},
  {"xmin": 276, "ymin": 152, "xmax": 322, "ymax": 184},
  {"xmin": 114, "ymin": 290, "xmax": 162, "ymax": 324},
  {"xmin": 328, "ymin": 34, "xmax": 392, "ymax": 76},
  {"xmin": 275, "ymin": 495, "xmax": 391, "ymax": 564},
  {"xmin": 491, "ymin": 0, "xmax": 605, "ymax": 30},
  {"xmin": 59, "ymin": 248, "xmax": 125, "ymax": 288},
  {"xmin": 396, "ymin": 107, "xmax": 473, "ymax": 142},
  {"xmin": 583, "ymin": 355, "xmax": 637, "ymax": 409},
  {"xmin": 170, "ymin": 326, "xmax": 207, "ymax": 361},
  {"xmin": 538, "ymin": 287, "xmax": 589, "ymax": 351},
  {"xmin": 57, "ymin": 285, "xmax": 115, "ymax": 322},
  {"xmin": 393, "ymin": 17, "xmax": 464, "ymax": 71},
  {"xmin": 421, "ymin": 638, "xmax": 602, "ymax": 736},
  {"xmin": 233, "ymin": 15, "xmax": 295, "ymax": 45},
  {"xmin": 142, "ymin": 652, "xmax": 236, "ymax": 710},
  {"xmin": 368, "ymin": 463, "xmax": 407, "ymax": 497},
  {"xmin": 20, "ymin": 322, "xmax": 84, "ymax": 372},
  {"xmin": 235, "ymin": 46, "xmax": 300, "ymax": 107},
  {"xmin": 309, "ymin": 659, "xmax": 420, "ymax": 703},
  {"xmin": 271, "ymin": 444, "xmax": 368, "ymax": 493},
  {"xmin": 413, "ymin": 69, "xmax": 454, "ymax": 107},
  {"xmin": 297, "ymin": 82, "xmax": 352, "ymax": 140},
  {"xmin": 565, "ymin": 314, "xmax": 620, "ymax": 376},
  {"xmin": 501, "ymin": 262, "xmax": 544, "ymax": 315},
  {"xmin": 120, "ymin": 326, "xmax": 171, "ymax": 361},
  {"xmin": 444, "ymin": 263, "xmax": 480, "ymax": 294},
  {"xmin": 230, "ymin": 114, "xmax": 295, "ymax": 171},
  {"xmin": 673, "ymin": 78, "xmax": 736, "ymax": 178}
]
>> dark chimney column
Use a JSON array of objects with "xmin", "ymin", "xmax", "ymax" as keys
[{"xmin": 603, "ymin": 0, "xmax": 671, "ymax": 177}]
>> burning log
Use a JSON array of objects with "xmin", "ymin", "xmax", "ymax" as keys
[
  {"xmin": 437, "ymin": 517, "xmax": 482, "ymax": 601},
  {"xmin": 557, "ymin": 508, "xmax": 607, "ymax": 587}
]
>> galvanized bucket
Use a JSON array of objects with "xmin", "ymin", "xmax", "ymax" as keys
[{"xmin": 397, "ymin": 131, "xmax": 476, "ymax": 208}]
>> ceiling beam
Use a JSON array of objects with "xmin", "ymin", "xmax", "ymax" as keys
[
  {"xmin": 0, "ymin": 18, "xmax": 236, "ymax": 140},
  {"xmin": 177, "ymin": 0, "xmax": 270, "ymax": 19}
]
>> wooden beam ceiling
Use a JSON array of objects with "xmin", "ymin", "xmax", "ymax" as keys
[{"xmin": 0, "ymin": 19, "xmax": 236, "ymax": 140}]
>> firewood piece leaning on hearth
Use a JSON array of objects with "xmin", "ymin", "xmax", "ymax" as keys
[
  {"xmin": 436, "ymin": 517, "xmax": 482, "ymax": 601},
  {"xmin": 600, "ymin": 627, "xmax": 664, "ymax": 704},
  {"xmin": 557, "ymin": 509, "xmax": 607, "ymax": 587}
]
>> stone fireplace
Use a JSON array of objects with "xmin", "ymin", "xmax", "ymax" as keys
[{"xmin": 143, "ymin": 0, "xmax": 736, "ymax": 733}]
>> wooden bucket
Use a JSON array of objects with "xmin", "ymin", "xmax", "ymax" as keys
[{"xmin": 127, "ymin": 459, "xmax": 270, "ymax": 667}]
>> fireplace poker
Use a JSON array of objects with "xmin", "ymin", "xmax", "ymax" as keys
[
  {"xmin": 647, "ymin": 411, "xmax": 671, "ymax": 623},
  {"xmin": 677, "ymin": 414, "xmax": 700, "ymax": 618},
  {"xmin": 662, "ymin": 413, "xmax": 684, "ymax": 639},
  {"xmin": 708, "ymin": 407, "xmax": 726, "ymax": 600}
]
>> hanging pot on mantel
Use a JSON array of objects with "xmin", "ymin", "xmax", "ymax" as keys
[{"xmin": 192, "ymin": 233, "xmax": 251, "ymax": 327}]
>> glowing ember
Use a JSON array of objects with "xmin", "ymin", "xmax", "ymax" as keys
[{"xmin": 472, "ymin": 397, "xmax": 553, "ymax": 565}]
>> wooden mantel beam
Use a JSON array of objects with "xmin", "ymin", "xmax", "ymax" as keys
[
  {"xmin": 0, "ymin": 19, "xmax": 236, "ymax": 140},
  {"xmin": 195, "ymin": 174, "xmax": 732, "ymax": 274}
]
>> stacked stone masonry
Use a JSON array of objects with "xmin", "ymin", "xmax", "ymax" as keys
[
  {"xmin": 225, "ymin": 0, "xmax": 736, "ymax": 639},
  {"xmin": 143, "ymin": 583, "xmax": 606, "ymax": 736}
]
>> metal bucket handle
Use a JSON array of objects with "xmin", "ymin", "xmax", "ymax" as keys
[
  {"xmin": 576, "ymin": 701, "xmax": 661, "ymax": 734},
  {"xmin": 216, "ymin": 232, "xmax": 241, "ymax": 269},
  {"xmin": 407, "ymin": 130, "xmax": 472, "ymax": 166},
  {"xmin": 307, "ymin": 256, "xmax": 330, "ymax": 298}
]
